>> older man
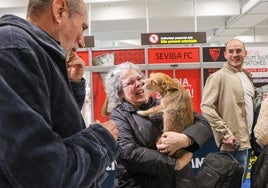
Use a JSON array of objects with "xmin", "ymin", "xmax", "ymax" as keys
[{"xmin": 0, "ymin": 0, "xmax": 119, "ymax": 187}]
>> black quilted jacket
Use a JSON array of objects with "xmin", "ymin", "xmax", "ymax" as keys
[
  {"xmin": 251, "ymin": 145, "xmax": 268, "ymax": 188},
  {"xmin": 110, "ymin": 98, "xmax": 212, "ymax": 188}
]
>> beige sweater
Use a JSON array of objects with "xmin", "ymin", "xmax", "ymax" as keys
[
  {"xmin": 254, "ymin": 96, "xmax": 268, "ymax": 148},
  {"xmin": 201, "ymin": 63, "xmax": 253, "ymax": 150}
]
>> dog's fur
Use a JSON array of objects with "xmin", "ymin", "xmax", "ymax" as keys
[{"xmin": 137, "ymin": 72, "xmax": 194, "ymax": 158}]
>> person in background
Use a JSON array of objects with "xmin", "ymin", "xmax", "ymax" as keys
[
  {"xmin": 104, "ymin": 62, "xmax": 212, "ymax": 188},
  {"xmin": 250, "ymin": 92, "xmax": 268, "ymax": 188},
  {"xmin": 0, "ymin": 0, "xmax": 119, "ymax": 187},
  {"xmin": 251, "ymin": 86, "xmax": 268, "ymax": 156},
  {"xmin": 253, "ymin": 92, "xmax": 268, "ymax": 148},
  {"xmin": 201, "ymin": 39, "xmax": 254, "ymax": 183}
]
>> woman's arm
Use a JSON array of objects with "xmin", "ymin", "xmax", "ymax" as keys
[
  {"xmin": 111, "ymin": 110, "xmax": 176, "ymax": 179},
  {"xmin": 157, "ymin": 112, "xmax": 213, "ymax": 154},
  {"xmin": 183, "ymin": 112, "xmax": 213, "ymax": 151}
]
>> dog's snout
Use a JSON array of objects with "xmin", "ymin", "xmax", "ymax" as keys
[{"xmin": 141, "ymin": 81, "xmax": 145, "ymax": 86}]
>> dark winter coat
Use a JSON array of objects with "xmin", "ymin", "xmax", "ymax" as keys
[
  {"xmin": 251, "ymin": 145, "xmax": 268, "ymax": 188},
  {"xmin": 0, "ymin": 15, "xmax": 119, "ymax": 188},
  {"xmin": 110, "ymin": 98, "xmax": 212, "ymax": 188}
]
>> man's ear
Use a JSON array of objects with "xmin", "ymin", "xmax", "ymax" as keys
[
  {"xmin": 224, "ymin": 51, "xmax": 227, "ymax": 59},
  {"xmin": 244, "ymin": 50, "xmax": 247, "ymax": 56},
  {"xmin": 52, "ymin": 0, "xmax": 68, "ymax": 23}
]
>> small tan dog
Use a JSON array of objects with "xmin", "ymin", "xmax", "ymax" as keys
[{"xmin": 137, "ymin": 72, "xmax": 194, "ymax": 159}]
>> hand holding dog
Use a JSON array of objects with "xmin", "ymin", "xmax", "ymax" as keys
[{"xmin": 157, "ymin": 132, "xmax": 191, "ymax": 156}]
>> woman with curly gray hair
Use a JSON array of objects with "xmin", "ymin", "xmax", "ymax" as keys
[
  {"xmin": 104, "ymin": 62, "xmax": 144, "ymax": 112},
  {"xmin": 104, "ymin": 62, "xmax": 212, "ymax": 188}
]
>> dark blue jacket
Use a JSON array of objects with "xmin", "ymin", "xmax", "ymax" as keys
[
  {"xmin": 110, "ymin": 98, "xmax": 212, "ymax": 188},
  {"xmin": 0, "ymin": 15, "xmax": 119, "ymax": 188}
]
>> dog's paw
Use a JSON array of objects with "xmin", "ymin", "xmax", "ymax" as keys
[{"xmin": 137, "ymin": 110, "xmax": 147, "ymax": 116}]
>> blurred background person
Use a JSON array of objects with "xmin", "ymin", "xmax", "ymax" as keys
[{"xmin": 251, "ymin": 92, "xmax": 268, "ymax": 188}]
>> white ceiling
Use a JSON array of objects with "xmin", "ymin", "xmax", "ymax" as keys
[{"xmin": 1, "ymin": 0, "xmax": 268, "ymax": 48}]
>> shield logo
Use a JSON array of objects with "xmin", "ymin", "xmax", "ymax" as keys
[{"xmin": 209, "ymin": 48, "xmax": 220, "ymax": 61}]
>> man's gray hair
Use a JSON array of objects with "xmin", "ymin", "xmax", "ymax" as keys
[
  {"xmin": 27, "ymin": 0, "xmax": 82, "ymax": 18},
  {"xmin": 104, "ymin": 62, "xmax": 144, "ymax": 112}
]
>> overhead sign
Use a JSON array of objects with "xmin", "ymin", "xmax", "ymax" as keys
[{"xmin": 141, "ymin": 32, "xmax": 206, "ymax": 45}]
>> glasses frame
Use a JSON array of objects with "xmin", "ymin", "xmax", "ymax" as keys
[{"xmin": 122, "ymin": 76, "xmax": 144, "ymax": 88}]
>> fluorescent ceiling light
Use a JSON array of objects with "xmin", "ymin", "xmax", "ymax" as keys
[{"xmin": 85, "ymin": 0, "xmax": 133, "ymax": 3}]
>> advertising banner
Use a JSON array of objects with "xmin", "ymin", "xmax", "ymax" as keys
[
  {"xmin": 148, "ymin": 47, "xmax": 200, "ymax": 64},
  {"xmin": 202, "ymin": 46, "xmax": 226, "ymax": 62},
  {"xmin": 92, "ymin": 49, "xmax": 145, "ymax": 66},
  {"xmin": 244, "ymin": 46, "xmax": 268, "ymax": 87}
]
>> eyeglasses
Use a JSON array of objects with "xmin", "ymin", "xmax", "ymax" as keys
[{"xmin": 122, "ymin": 76, "xmax": 144, "ymax": 87}]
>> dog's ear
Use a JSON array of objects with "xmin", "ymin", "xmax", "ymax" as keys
[
  {"xmin": 160, "ymin": 80, "xmax": 168, "ymax": 91},
  {"xmin": 164, "ymin": 77, "xmax": 179, "ymax": 90}
]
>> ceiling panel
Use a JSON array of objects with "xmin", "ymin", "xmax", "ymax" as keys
[
  {"xmin": 243, "ymin": 1, "xmax": 268, "ymax": 14},
  {"xmin": 219, "ymin": 28, "xmax": 250, "ymax": 36},
  {"xmin": 228, "ymin": 14, "xmax": 268, "ymax": 28},
  {"xmin": 0, "ymin": 0, "xmax": 267, "ymax": 47}
]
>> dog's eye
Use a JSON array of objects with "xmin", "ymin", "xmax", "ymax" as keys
[{"xmin": 151, "ymin": 80, "xmax": 156, "ymax": 85}]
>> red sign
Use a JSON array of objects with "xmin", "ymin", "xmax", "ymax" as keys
[
  {"xmin": 77, "ymin": 51, "xmax": 89, "ymax": 66},
  {"xmin": 92, "ymin": 72, "xmax": 110, "ymax": 122},
  {"xmin": 202, "ymin": 47, "xmax": 226, "ymax": 62},
  {"xmin": 148, "ymin": 48, "xmax": 200, "ymax": 64},
  {"xmin": 92, "ymin": 49, "xmax": 145, "ymax": 65},
  {"xmin": 209, "ymin": 48, "xmax": 221, "ymax": 61}
]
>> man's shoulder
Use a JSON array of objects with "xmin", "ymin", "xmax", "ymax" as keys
[
  {"xmin": 207, "ymin": 68, "xmax": 224, "ymax": 81},
  {"xmin": 0, "ymin": 16, "xmax": 34, "ymax": 48}
]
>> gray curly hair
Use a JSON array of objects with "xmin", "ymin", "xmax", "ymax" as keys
[{"xmin": 104, "ymin": 62, "xmax": 144, "ymax": 112}]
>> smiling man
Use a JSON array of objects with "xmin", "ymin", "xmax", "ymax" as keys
[{"xmin": 201, "ymin": 39, "xmax": 255, "ymax": 185}]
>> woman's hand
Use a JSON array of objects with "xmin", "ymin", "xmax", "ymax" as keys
[{"xmin": 156, "ymin": 131, "xmax": 191, "ymax": 156}]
